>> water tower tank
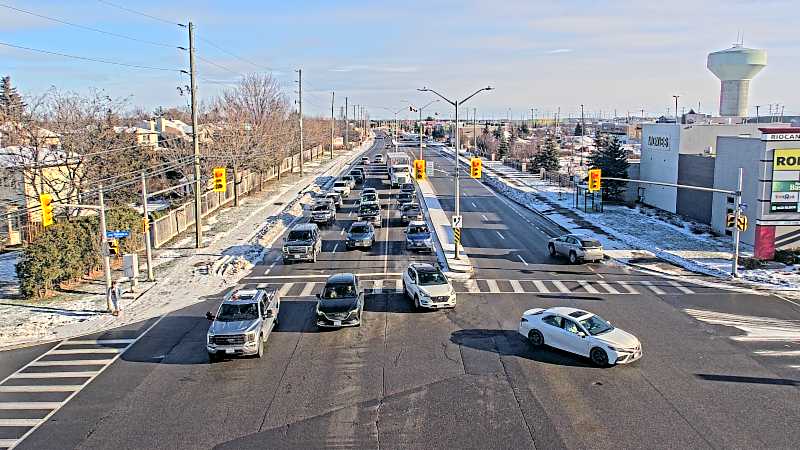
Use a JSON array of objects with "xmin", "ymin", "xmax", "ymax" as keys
[{"xmin": 707, "ymin": 45, "xmax": 767, "ymax": 117}]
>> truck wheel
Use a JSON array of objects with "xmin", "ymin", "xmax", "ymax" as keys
[{"xmin": 548, "ymin": 244, "xmax": 556, "ymax": 257}]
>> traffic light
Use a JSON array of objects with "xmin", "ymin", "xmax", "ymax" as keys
[
  {"xmin": 726, "ymin": 213, "xmax": 736, "ymax": 228},
  {"xmin": 212, "ymin": 167, "xmax": 226, "ymax": 192},
  {"xmin": 39, "ymin": 193, "xmax": 54, "ymax": 227},
  {"xmin": 470, "ymin": 157, "xmax": 482, "ymax": 179},
  {"xmin": 737, "ymin": 215, "xmax": 748, "ymax": 231},
  {"xmin": 108, "ymin": 238, "xmax": 120, "ymax": 256},
  {"xmin": 588, "ymin": 168, "xmax": 601, "ymax": 192},
  {"xmin": 414, "ymin": 159, "xmax": 426, "ymax": 180}
]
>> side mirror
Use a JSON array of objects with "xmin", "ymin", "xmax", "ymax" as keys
[
  {"xmin": 205, "ymin": 311, "xmax": 215, "ymax": 321},
  {"xmin": 578, "ymin": 331, "xmax": 586, "ymax": 338}
]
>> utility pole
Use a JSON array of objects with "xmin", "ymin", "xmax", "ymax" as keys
[
  {"xmin": 140, "ymin": 172, "xmax": 154, "ymax": 281},
  {"xmin": 296, "ymin": 69, "xmax": 304, "ymax": 175},
  {"xmin": 353, "ymin": 104, "xmax": 358, "ymax": 142},
  {"xmin": 330, "ymin": 92, "xmax": 335, "ymax": 159},
  {"xmin": 98, "ymin": 185, "xmax": 112, "ymax": 304},
  {"xmin": 580, "ymin": 104, "xmax": 585, "ymax": 169},
  {"xmin": 454, "ymin": 99, "xmax": 460, "ymax": 258},
  {"xmin": 673, "ymin": 95, "xmax": 680, "ymax": 124},
  {"xmin": 344, "ymin": 96, "xmax": 349, "ymax": 150},
  {"xmin": 755, "ymin": 105, "xmax": 760, "ymax": 124},
  {"xmin": 473, "ymin": 107, "xmax": 477, "ymax": 154},
  {"xmin": 732, "ymin": 168, "xmax": 744, "ymax": 278},
  {"xmin": 188, "ymin": 21, "xmax": 202, "ymax": 249}
]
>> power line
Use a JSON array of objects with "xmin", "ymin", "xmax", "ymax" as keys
[
  {"xmin": 95, "ymin": 0, "xmax": 182, "ymax": 27},
  {"xmin": 0, "ymin": 41, "xmax": 179, "ymax": 72},
  {"xmin": 0, "ymin": 3, "xmax": 177, "ymax": 49},
  {"xmin": 194, "ymin": 53, "xmax": 243, "ymax": 78},
  {"xmin": 196, "ymin": 35, "xmax": 279, "ymax": 73}
]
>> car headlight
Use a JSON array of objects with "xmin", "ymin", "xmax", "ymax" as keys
[
  {"xmin": 246, "ymin": 331, "xmax": 257, "ymax": 343},
  {"xmin": 282, "ymin": 246, "xmax": 288, "ymax": 253},
  {"xmin": 605, "ymin": 345, "xmax": 618, "ymax": 351},
  {"xmin": 207, "ymin": 333, "xmax": 214, "ymax": 343}
]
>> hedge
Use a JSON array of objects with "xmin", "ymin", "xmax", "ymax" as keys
[{"xmin": 16, "ymin": 207, "xmax": 144, "ymax": 298}]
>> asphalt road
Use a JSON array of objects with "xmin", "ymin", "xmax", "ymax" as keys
[{"xmin": 2, "ymin": 133, "xmax": 799, "ymax": 449}]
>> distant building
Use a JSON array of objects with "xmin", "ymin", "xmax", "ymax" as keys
[{"xmin": 114, "ymin": 125, "xmax": 159, "ymax": 149}]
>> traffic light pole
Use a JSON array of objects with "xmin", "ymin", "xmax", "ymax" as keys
[
  {"xmin": 732, "ymin": 168, "xmax": 743, "ymax": 278},
  {"xmin": 141, "ymin": 172, "xmax": 155, "ymax": 282}
]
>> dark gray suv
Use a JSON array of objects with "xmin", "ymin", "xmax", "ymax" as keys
[{"xmin": 316, "ymin": 273, "xmax": 364, "ymax": 328}]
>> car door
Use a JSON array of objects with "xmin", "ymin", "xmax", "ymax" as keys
[
  {"xmin": 559, "ymin": 318, "xmax": 591, "ymax": 356},
  {"xmin": 539, "ymin": 315, "xmax": 565, "ymax": 350},
  {"xmin": 258, "ymin": 296, "xmax": 274, "ymax": 340},
  {"xmin": 566, "ymin": 237, "xmax": 579, "ymax": 255},
  {"xmin": 554, "ymin": 237, "xmax": 566, "ymax": 255},
  {"xmin": 404, "ymin": 267, "xmax": 416, "ymax": 297},
  {"xmin": 355, "ymin": 276, "xmax": 364, "ymax": 311}
]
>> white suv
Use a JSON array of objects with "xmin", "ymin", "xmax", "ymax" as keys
[{"xmin": 402, "ymin": 263, "xmax": 456, "ymax": 310}]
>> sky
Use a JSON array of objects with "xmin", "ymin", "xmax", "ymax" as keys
[{"xmin": 1, "ymin": 0, "xmax": 799, "ymax": 121}]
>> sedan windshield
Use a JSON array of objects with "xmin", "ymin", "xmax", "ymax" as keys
[
  {"xmin": 418, "ymin": 270, "xmax": 447, "ymax": 286},
  {"xmin": 321, "ymin": 283, "xmax": 356, "ymax": 299},
  {"xmin": 362, "ymin": 194, "xmax": 377, "ymax": 202},
  {"xmin": 360, "ymin": 205, "xmax": 379, "ymax": 215},
  {"xmin": 334, "ymin": 182, "xmax": 347, "ymax": 187},
  {"xmin": 350, "ymin": 225, "xmax": 369, "ymax": 234},
  {"xmin": 408, "ymin": 225, "xmax": 428, "ymax": 235},
  {"xmin": 579, "ymin": 315, "xmax": 614, "ymax": 335},
  {"xmin": 312, "ymin": 204, "xmax": 329, "ymax": 211},
  {"xmin": 216, "ymin": 303, "xmax": 259, "ymax": 322}
]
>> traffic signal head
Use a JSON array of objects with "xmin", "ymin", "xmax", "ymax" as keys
[
  {"xmin": 212, "ymin": 167, "xmax": 227, "ymax": 193},
  {"xmin": 588, "ymin": 168, "xmax": 601, "ymax": 192},
  {"xmin": 108, "ymin": 238, "xmax": 120, "ymax": 256},
  {"xmin": 470, "ymin": 158, "xmax": 482, "ymax": 179},
  {"xmin": 39, "ymin": 193, "xmax": 54, "ymax": 227},
  {"xmin": 414, "ymin": 159, "xmax": 426, "ymax": 179},
  {"xmin": 726, "ymin": 213, "xmax": 736, "ymax": 228}
]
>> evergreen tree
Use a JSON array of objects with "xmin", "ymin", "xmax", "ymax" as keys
[
  {"xmin": 497, "ymin": 135, "xmax": 509, "ymax": 157},
  {"xmin": 574, "ymin": 122, "xmax": 582, "ymax": 136},
  {"xmin": 520, "ymin": 122, "xmax": 530, "ymax": 136},
  {"xmin": 0, "ymin": 76, "xmax": 26, "ymax": 121},
  {"xmin": 493, "ymin": 126, "xmax": 502, "ymax": 139},
  {"xmin": 588, "ymin": 134, "xmax": 629, "ymax": 201},
  {"xmin": 533, "ymin": 135, "xmax": 560, "ymax": 172}
]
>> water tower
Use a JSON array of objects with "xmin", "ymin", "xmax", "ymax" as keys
[{"xmin": 707, "ymin": 44, "xmax": 767, "ymax": 117}]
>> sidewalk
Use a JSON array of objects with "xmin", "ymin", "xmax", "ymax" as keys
[
  {"xmin": 417, "ymin": 177, "xmax": 472, "ymax": 278},
  {"xmin": 0, "ymin": 138, "xmax": 374, "ymax": 350},
  {"xmin": 477, "ymin": 159, "xmax": 800, "ymax": 292}
]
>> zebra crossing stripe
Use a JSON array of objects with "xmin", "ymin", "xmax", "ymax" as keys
[
  {"xmin": 465, "ymin": 279, "xmax": 480, "ymax": 293},
  {"xmin": 299, "ymin": 282, "xmax": 317, "ymax": 297},
  {"xmin": 49, "ymin": 348, "xmax": 121, "ymax": 355},
  {"xmin": 30, "ymin": 359, "xmax": 114, "ymax": 367},
  {"xmin": 394, "ymin": 279, "xmax": 402, "ymax": 292},
  {"xmin": 12, "ymin": 371, "xmax": 96, "ymax": 379},
  {"xmin": 617, "ymin": 281, "xmax": 639, "ymax": 294},
  {"xmin": 551, "ymin": 280, "xmax": 570, "ymax": 293},
  {"xmin": 0, "ymin": 385, "xmax": 82, "ymax": 393},
  {"xmin": 532, "ymin": 280, "xmax": 550, "ymax": 293},
  {"xmin": 278, "ymin": 283, "xmax": 294, "ymax": 297},
  {"xmin": 373, "ymin": 279, "xmax": 384, "ymax": 294},
  {"xmin": 597, "ymin": 281, "xmax": 620, "ymax": 294},
  {"xmin": 0, "ymin": 419, "xmax": 41, "ymax": 427},
  {"xmin": 509, "ymin": 280, "xmax": 524, "ymax": 293},
  {"xmin": 668, "ymin": 280, "xmax": 694, "ymax": 294},
  {"xmin": 486, "ymin": 279, "xmax": 500, "ymax": 293},
  {"xmin": 642, "ymin": 280, "xmax": 666, "ymax": 295},
  {"xmin": 578, "ymin": 280, "xmax": 599, "ymax": 294}
]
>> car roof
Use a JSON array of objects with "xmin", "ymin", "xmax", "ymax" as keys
[
  {"xmin": 546, "ymin": 307, "xmax": 593, "ymax": 319},
  {"xmin": 292, "ymin": 223, "xmax": 318, "ymax": 231},
  {"xmin": 326, "ymin": 273, "xmax": 356, "ymax": 284},
  {"xmin": 407, "ymin": 220, "xmax": 427, "ymax": 227},
  {"xmin": 225, "ymin": 289, "xmax": 260, "ymax": 303},
  {"xmin": 401, "ymin": 203, "xmax": 420, "ymax": 209},
  {"xmin": 349, "ymin": 221, "xmax": 370, "ymax": 228},
  {"xmin": 409, "ymin": 262, "xmax": 438, "ymax": 272}
]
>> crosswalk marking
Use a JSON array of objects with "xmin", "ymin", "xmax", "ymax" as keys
[
  {"xmin": 373, "ymin": 279, "xmax": 384, "ymax": 294},
  {"xmin": 486, "ymin": 279, "xmax": 500, "ymax": 293},
  {"xmin": 597, "ymin": 281, "xmax": 620, "ymax": 294},
  {"xmin": 0, "ymin": 385, "xmax": 82, "ymax": 393},
  {"xmin": 668, "ymin": 280, "xmax": 695, "ymax": 294},
  {"xmin": 394, "ymin": 279, "xmax": 402, "ymax": 292},
  {"xmin": 30, "ymin": 359, "xmax": 114, "ymax": 367},
  {"xmin": 509, "ymin": 279, "xmax": 524, "ymax": 293},
  {"xmin": 0, "ymin": 402, "xmax": 63, "ymax": 410},
  {"xmin": 642, "ymin": 280, "xmax": 666, "ymax": 295},
  {"xmin": 532, "ymin": 280, "xmax": 550, "ymax": 293},
  {"xmin": 299, "ymin": 282, "xmax": 317, "ymax": 297},
  {"xmin": 49, "ymin": 348, "xmax": 122, "ymax": 355},
  {"xmin": 465, "ymin": 279, "xmax": 480, "ymax": 293},
  {"xmin": 0, "ymin": 419, "xmax": 41, "ymax": 427},
  {"xmin": 12, "ymin": 371, "xmax": 96, "ymax": 379},
  {"xmin": 278, "ymin": 282, "xmax": 294, "ymax": 297},
  {"xmin": 578, "ymin": 280, "xmax": 599, "ymax": 294},
  {"xmin": 617, "ymin": 281, "xmax": 639, "ymax": 294},
  {"xmin": 66, "ymin": 339, "xmax": 135, "ymax": 345},
  {"xmin": 551, "ymin": 280, "xmax": 570, "ymax": 293}
]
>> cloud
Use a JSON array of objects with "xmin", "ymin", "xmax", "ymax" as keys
[{"xmin": 545, "ymin": 48, "xmax": 572, "ymax": 54}]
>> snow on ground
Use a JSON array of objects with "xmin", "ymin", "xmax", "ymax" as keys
[{"xmin": 480, "ymin": 159, "xmax": 800, "ymax": 291}]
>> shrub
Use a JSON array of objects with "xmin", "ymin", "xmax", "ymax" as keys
[{"xmin": 774, "ymin": 249, "xmax": 800, "ymax": 265}]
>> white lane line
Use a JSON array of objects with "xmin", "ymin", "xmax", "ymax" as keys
[
  {"xmin": 754, "ymin": 350, "xmax": 800, "ymax": 357},
  {"xmin": 642, "ymin": 280, "xmax": 666, "ymax": 295},
  {"xmin": 578, "ymin": 280, "xmax": 600, "ymax": 294},
  {"xmin": 481, "ymin": 214, "xmax": 488, "ymax": 221},
  {"xmin": 66, "ymin": 339, "xmax": 134, "ymax": 345},
  {"xmin": 486, "ymin": 279, "xmax": 500, "ymax": 293},
  {"xmin": 12, "ymin": 372, "xmax": 96, "ymax": 379},
  {"xmin": 263, "ymin": 258, "xmax": 279, "ymax": 275},
  {"xmin": 509, "ymin": 280, "xmax": 524, "ymax": 293},
  {"xmin": 49, "ymin": 348, "xmax": 122, "ymax": 355},
  {"xmin": 278, "ymin": 283, "xmax": 294, "ymax": 297},
  {"xmin": 254, "ymin": 272, "xmax": 402, "ymax": 280},
  {"xmin": 597, "ymin": 281, "xmax": 621, "ymax": 294},
  {"xmin": 0, "ymin": 419, "xmax": 41, "ymax": 427},
  {"xmin": 668, "ymin": 280, "xmax": 694, "ymax": 294},
  {"xmin": 373, "ymin": 279, "xmax": 384, "ymax": 294},
  {"xmin": 0, "ymin": 402, "xmax": 63, "ymax": 410},
  {"xmin": 30, "ymin": 359, "xmax": 114, "ymax": 367},
  {"xmin": 551, "ymin": 280, "xmax": 571, "ymax": 294},
  {"xmin": 299, "ymin": 282, "xmax": 317, "ymax": 297},
  {"xmin": 465, "ymin": 279, "xmax": 480, "ymax": 293},
  {"xmin": 0, "ymin": 439, "xmax": 20, "ymax": 448},
  {"xmin": 340, "ymin": 228, "xmax": 346, "ymax": 236},
  {"xmin": 532, "ymin": 280, "xmax": 550, "ymax": 293},
  {"xmin": 0, "ymin": 385, "xmax": 82, "ymax": 393},
  {"xmin": 617, "ymin": 281, "xmax": 640, "ymax": 294},
  {"xmin": 496, "ymin": 231, "xmax": 505, "ymax": 240},
  {"xmin": 517, "ymin": 254, "xmax": 529, "ymax": 266},
  {"xmin": 383, "ymin": 201, "xmax": 391, "ymax": 274},
  {"xmin": 332, "ymin": 243, "xmax": 339, "ymax": 254}
]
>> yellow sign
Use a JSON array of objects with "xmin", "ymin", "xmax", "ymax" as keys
[
  {"xmin": 39, "ymin": 193, "xmax": 54, "ymax": 227},
  {"xmin": 212, "ymin": 167, "xmax": 227, "ymax": 192},
  {"xmin": 414, "ymin": 159, "xmax": 426, "ymax": 179},
  {"xmin": 588, "ymin": 169, "xmax": 601, "ymax": 192},
  {"xmin": 773, "ymin": 149, "xmax": 800, "ymax": 171}
]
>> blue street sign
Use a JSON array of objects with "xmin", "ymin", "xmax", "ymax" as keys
[{"xmin": 106, "ymin": 230, "xmax": 130, "ymax": 239}]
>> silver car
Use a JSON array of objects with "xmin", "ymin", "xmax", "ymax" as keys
[
  {"xmin": 548, "ymin": 234, "xmax": 604, "ymax": 264},
  {"xmin": 205, "ymin": 288, "xmax": 280, "ymax": 361}
]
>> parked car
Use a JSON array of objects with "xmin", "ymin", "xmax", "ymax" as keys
[
  {"xmin": 400, "ymin": 203, "xmax": 423, "ymax": 224},
  {"xmin": 518, "ymin": 307, "xmax": 642, "ymax": 366},
  {"xmin": 404, "ymin": 220, "xmax": 433, "ymax": 252},
  {"xmin": 341, "ymin": 175, "xmax": 356, "ymax": 189},
  {"xmin": 205, "ymin": 288, "xmax": 280, "ymax": 360},
  {"xmin": 346, "ymin": 221, "xmax": 375, "ymax": 250},
  {"xmin": 358, "ymin": 203, "xmax": 381, "ymax": 228},
  {"xmin": 397, "ymin": 192, "xmax": 414, "ymax": 207},
  {"xmin": 316, "ymin": 273, "xmax": 364, "ymax": 328},
  {"xmin": 548, "ymin": 234, "xmax": 604, "ymax": 263},
  {"xmin": 402, "ymin": 263, "xmax": 456, "ymax": 309},
  {"xmin": 323, "ymin": 191, "xmax": 343, "ymax": 208},
  {"xmin": 332, "ymin": 180, "xmax": 351, "ymax": 197},
  {"xmin": 310, "ymin": 200, "xmax": 335, "ymax": 225},
  {"xmin": 359, "ymin": 192, "xmax": 379, "ymax": 207},
  {"xmin": 282, "ymin": 223, "xmax": 322, "ymax": 263}
]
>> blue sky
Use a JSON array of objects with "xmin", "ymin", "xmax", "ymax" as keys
[{"xmin": 2, "ymin": 0, "xmax": 798, "ymax": 120}]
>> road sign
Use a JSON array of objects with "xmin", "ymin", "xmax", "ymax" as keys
[
  {"xmin": 588, "ymin": 168, "xmax": 601, "ymax": 192},
  {"xmin": 213, "ymin": 167, "xmax": 227, "ymax": 192},
  {"xmin": 106, "ymin": 230, "xmax": 130, "ymax": 239},
  {"xmin": 451, "ymin": 215, "xmax": 463, "ymax": 229}
]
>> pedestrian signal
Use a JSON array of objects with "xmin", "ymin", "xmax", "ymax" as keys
[
  {"xmin": 213, "ymin": 167, "xmax": 227, "ymax": 192},
  {"xmin": 108, "ymin": 238, "xmax": 120, "ymax": 256},
  {"xmin": 414, "ymin": 159, "xmax": 426, "ymax": 180},
  {"xmin": 470, "ymin": 158, "xmax": 482, "ymax": 179},
  {"xmin": 39, "ymin": 193, "xmax": 54, "ymax": 227},
  {"xmin": 588, "ymin": 169, "xmax": 601, "ymax": 192}
]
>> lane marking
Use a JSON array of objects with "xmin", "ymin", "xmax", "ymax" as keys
[
  {"xmin": 263, "ymin": 258, "xmax": 279, "ymax": 276},
  {"xmin": 551, "ymin": 280, "xmax": 571, "ymax": 293},
  {"xmin": 0, "ymin": 419, "xmax": 41, "ymax": 427},
  {"xmin": 465, "ymin": 279, "xmax": 480, "ymax": 293},
  {"xmin": 471, "ymin": 201, "xmax": 477, "ymax": 208},
  {"xmin": 642, "ymin": 280, "xmax": 666, "ymax": 295},
  {"xmin": 30, "ymin": 359, "xmax": 113, "ymax": 367},
  {"xmin": 532, "ymin": 280, "xmax": 550, "ymax": 293},
  {"xmin": 481, "ymin": 214, "xmax": 488, "ymax": 221},
  {"xmin": 509, "ymin": 279, "xmax": 524, "ymax": 293},
  {"xmin": 299, "ymin": 282, "xmax": 317, "ymax": 297},
  {"xmin": 394, "ymin": 279, "xmax": 402, "ymax": 292},
  {"xmin": 753, "ymin": 350, "xmax": 800, "ymax": 357},
  {"xmin": 597, "ymin": 281, "xmax": 620, "ymax": 294},
  {"xmin": 373, "ymin": 279, "xmax": 384, "ymax": 294},
  {"xmin": 496, "ymin": 231, "xmax": 505, "ymax": 240},
  {"xmin": 578, "ymin": 280, "xmax": 599, "ymax": 294},
  {"xmin": 617, "ymin": 281, "xmax": 640, "ymax": 295},
  {"xmin": 332, "ymin": 243, "xmax": 339, "ymax": 254},
  {"xmin": 517, "ymin": 254, "xmax": 529, "ymax": 266},
  {"xmin": 486, "ymin": 279, "xmax": 500, "ymax": 293},
  {"xmin": 65, "ymin": 339, "xmax": 134, "ymax": 345},
  {"xmin": 0, "ymin": 402, "xmax": 63, "ymax": 410},
  {"xmin": 340, "ymin": 229, "xmax": 345, "ymax": 236},
  {"xmin": 0, "ymin": 385, "xmax": 82, "ymax": 393},
  {"xmin": 668, "ymin": 280, "xmax": 694, "ymax": 294},
  {"xmin": 278, "ymin": 283, "xmax": 294, "ymax": 297},
  {"xmin": 49, "ymin": 348, "xmax": 122, "ymax": 355},
  {"xmin": 254, "ymin": 272, "xmax": 402, "ymax": 280},
  {"xmin": 12, "ymin": 371, "xmax": 96, "ymax": 379}
]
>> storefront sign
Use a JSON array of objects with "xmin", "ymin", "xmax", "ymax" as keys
[
  {"xmin": 771, "ymin": 181, "xmax": 800, "ymax": 192},
  {"xmin": 762, "ymin": 132, "xmax": 800, "ymax": 141},
  {"xmin": 773, "ymin": 149, "xmax": 800, "ymax": 171},
  {"xmin": 770, "ymin": 151, "xmax": 800, "ymax": 212},
  {"xmin": 771, "ymin": 191, "xmax": 799, "ymax": 203},
  {"xmin": 646, "ymin": 135, "xmax": 670, "ymax": 149}
]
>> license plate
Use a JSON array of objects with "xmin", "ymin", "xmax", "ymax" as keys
[
  {"xmin": 334, "ymin": 320, "xmax": 341, "ymax": 327},
  {"xmin": 225, "ymin": 349, "xmax": 235, "ymax": 354}
]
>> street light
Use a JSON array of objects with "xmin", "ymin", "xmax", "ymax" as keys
[
  {"xmin": 408, "ymin": 99, "xmax": 440, "ymax": 160},
  {"xmin": 418, "ymin": 85, "xmax": 493, "ymax": 259}
]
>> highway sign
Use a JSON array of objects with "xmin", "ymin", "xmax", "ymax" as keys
[
  {"xmin": 106, "ymin": 230, "xmax": 130, "ymax": 239},
  {"xmin": 451, "ymin": 215, "xmax": 462, "ymax": 229}
]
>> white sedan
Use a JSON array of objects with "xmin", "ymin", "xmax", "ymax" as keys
[{"xmin": 518, "ymin": 307, "xmax": 642, "ymax": 366}]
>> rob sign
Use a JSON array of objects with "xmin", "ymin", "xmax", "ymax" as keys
[{"xmin": 773, "ymin": 149, "xmax": 800, "ymax": 171}]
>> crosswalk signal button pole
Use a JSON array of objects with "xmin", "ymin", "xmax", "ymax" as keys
[
  {"xmin": 213, "ymin": 167, "xmax": 227, "ymax": 192},
  {"xmin": 470, "ymin": 158, "xmax": 482, "ymax": 179},
  {"xmin": 39, "ymin": 193, "xmax": 55, "ymax": 227}
]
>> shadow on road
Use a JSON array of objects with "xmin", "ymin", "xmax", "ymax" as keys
[
  {"xmin": 450, "ymin": 328, "xmax": 597, "ymax": 368},
  {"xmin": 696, "ymin": 373, "xmax": 799, "ymax": 386}
]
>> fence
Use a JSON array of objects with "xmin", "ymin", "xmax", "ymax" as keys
[{"xmin": 151, "ymin": 145, "xmax": 324, "ymax": 248}]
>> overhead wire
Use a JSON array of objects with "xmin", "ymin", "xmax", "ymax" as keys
[
  {"xmin": 0, "ymin": 41, "xmax": 179, "ymax": 72},
  {"xmin": 95, "ymin": 0, "xmax": 183, "ymax": 27}
]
